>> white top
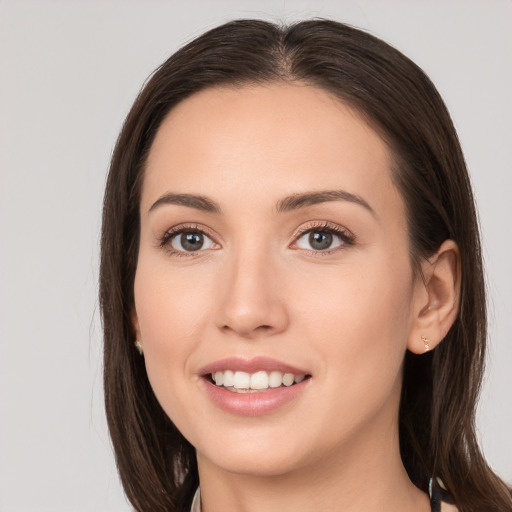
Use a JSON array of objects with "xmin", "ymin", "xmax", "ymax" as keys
[{"xmin": 190, "ymin": 487, "xmax": 201, "ymax": 512}]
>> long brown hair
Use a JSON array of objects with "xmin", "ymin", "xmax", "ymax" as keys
[{"xmin": 100, "ymin": 19, "xmax": 512, "ymax": 511}]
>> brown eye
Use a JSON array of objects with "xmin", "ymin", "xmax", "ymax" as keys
[
  {"xmin": 170, "ymin": 231, "xmax": 216, "ymax": 252},
  {"xmin": 308, "ymin": 231, "xmax": 333, "ymax": 250},
  {"xmin": 293, "ymin": 226, "xmax": 352, "ymax": 253},
  {"xmin": 295, "ymin": 230, "xmax": 343, "ymax": 251}
]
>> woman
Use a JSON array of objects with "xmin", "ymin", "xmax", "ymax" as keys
[{"xmin": 100, "ymin": 19, "xmax": 512, "ymax": 512}]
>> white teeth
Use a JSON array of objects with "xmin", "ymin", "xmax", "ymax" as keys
[
  {"xmin": 269, "ymin": 371, "xmax": 283, "ymax": 388},
  {"xmin": 210, "ymin": 370, "xmax": 307, "ymax": 391},
  {"xmin": 282, "ymin": 373, "xmax": 295, "ymax": 386},
  {"xmin": 223, "ymin": 370, "xmax": 234, "ymax": 387},
  {"xmin": 250, "ymin": 371, "xmax": 269, "ymax": 390},
  {"xmin": 233, "ymin": 371, "xmax": 251, "ymax": 389}
]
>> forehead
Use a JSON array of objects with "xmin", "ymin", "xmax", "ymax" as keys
[{"xmin": 142, "ymin": 83, "xmax": 402, "ymax": 219}]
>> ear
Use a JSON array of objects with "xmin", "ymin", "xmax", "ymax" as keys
[{"xmin": 407, "ymin": 240, "xmax": 461, "ymax": 354}]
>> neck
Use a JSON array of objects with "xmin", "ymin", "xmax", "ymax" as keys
[{"xmin": 196, "ymin": 412, "xmax": 429, "ymax": 512}]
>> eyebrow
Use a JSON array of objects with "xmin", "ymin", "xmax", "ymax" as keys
[
  {"xmin": 148, "ymin": 189, "xmax": 374, "ymax": 216},
  {"xmin": 149, "ymin": 193, "xmax": 221, "ymax": 214},
  {"xmin": 275, "ymin": 190, "xmax": 375, "ymax": 216}
]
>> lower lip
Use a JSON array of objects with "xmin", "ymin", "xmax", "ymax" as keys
[{"xmin": 201, "ymin": 378, "xmax": 310, "ymax": 416}]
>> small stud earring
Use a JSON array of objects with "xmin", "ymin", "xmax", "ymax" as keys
[
  {"xmin": 134, "ymin": 339, "xmax": 143, "ymax": 355},
  {"xmin": 421, "ymin": 335, "xmax": 430, "ymax": 352}
]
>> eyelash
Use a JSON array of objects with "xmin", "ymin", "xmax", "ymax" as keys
[
  {"xmin": 158, "ymin": 221, "xmax": 356, "ymax": 257},
  {"xmin": 291, "ymin": 221, "xmax": 356, "ymax": 256},
  {"xmin": 158, "ymin": 223, "xmax": 217, "ymax": 258}
]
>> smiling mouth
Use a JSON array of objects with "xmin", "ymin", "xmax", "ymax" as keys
[{"xmin": 205, "ymin": 370, "xmax": 312, "ymax": 393}]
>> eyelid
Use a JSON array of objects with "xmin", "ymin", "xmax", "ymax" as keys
[
  {"xmin": 159, "ymin": 223, "xmax": 221, "ymax": 254},
  {"xmin": 157, "ymin": 220, "xmax": 354, "ymax": 256},
  {"xmin": 290, "ymin": 220, "xmax": 354, "ymax": 240},
  {"xmin": 289, "ymin": 220, "xmax": 356, "ymax": 252}
]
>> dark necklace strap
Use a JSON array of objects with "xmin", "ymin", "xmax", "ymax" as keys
[{"xmin": 430, "ymin": 477, "xmax": 456, "ymax": 511}]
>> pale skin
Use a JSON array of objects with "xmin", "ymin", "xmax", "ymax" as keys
[{"xmin": 132, "ymin": 84, "xmax": 460, "ymax": 512}]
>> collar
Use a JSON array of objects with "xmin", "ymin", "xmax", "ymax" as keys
[{"xmin": 190, "ymin": 487, "xmax": 201, "ymax": 512}]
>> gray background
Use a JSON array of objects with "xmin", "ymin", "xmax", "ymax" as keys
[{"xmin": 0, "ymin": 1, "xmax": 510, "ymax": 510}]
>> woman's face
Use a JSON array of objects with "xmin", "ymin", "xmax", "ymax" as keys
[{"xmin": 133, "ymin": 84, "xmax": 426, "ymax": 477}]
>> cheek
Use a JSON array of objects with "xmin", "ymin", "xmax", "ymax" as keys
[
  {"xmin": 290, "ymin": 255, "xmax": 413, "ymax": 413},
  {"xmin": 134, "ymin": 252, "xmax": 216, "ymax": 341},
  {"xmin": 292, "ymin": 254, "xmax": 413, "ymax": 345},
  {"xmin": 132, "ymin": 258, "xmax": 217, "ymax": 422}
]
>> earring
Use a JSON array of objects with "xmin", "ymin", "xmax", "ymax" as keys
[
  {"xmin": 421, "ymin": 335, "xmax": 430, "ymax": 352},
  {"xmin": 134, "ymin": 339, "xmax": 143, "ymax": 355}
]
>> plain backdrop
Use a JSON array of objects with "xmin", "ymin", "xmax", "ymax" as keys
[{"xmin": 0, "ymin": 1, "xmax": 510, "ymax": 510}]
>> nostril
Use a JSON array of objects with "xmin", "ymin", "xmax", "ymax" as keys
[{"xmin": 220, "ymin": 323, "xmax": 274, "ymax": 337}]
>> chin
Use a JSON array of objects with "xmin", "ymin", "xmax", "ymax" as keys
[
  {"xmin": 207, "ymin": 451, "xmax": 302, "ymax": 477},
  {"xmin": 195, "ymin": 429, "xmax": 309, "ymax": 477}
]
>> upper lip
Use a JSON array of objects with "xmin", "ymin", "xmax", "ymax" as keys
[{"xmin": 199, "ymin": 356, "xmax": 310, "ymax": 376}]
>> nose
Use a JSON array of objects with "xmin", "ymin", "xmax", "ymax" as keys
[{"xmin": 215, "ymin": 250, "xmax": 289, "ymax": 339}]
